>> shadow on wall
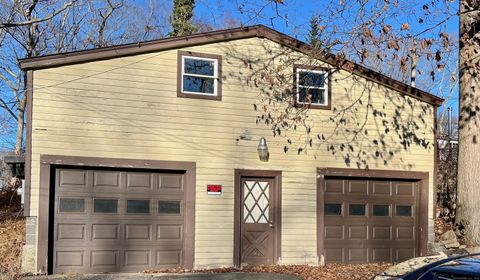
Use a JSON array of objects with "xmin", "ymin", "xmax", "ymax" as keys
[
  {"xmin": 224, "ymin": 41, "xmax": 434, "ymax": 170},
  {"xmin": 32, "ymin": 36, "xmax": 434, "ymax": 171}
]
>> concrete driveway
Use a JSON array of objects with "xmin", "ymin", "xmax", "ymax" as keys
[{"xmin": 23, "ymin": 272, "xmax": 301, "ymax": 280}]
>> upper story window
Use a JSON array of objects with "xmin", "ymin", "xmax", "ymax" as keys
[
  {"xmin": 295, "ymin": 66, "xmax": 331, "ymax": 109},
  {"xmin": 177, "ymin": 51, "xmax": 222, "ymax": 100}
]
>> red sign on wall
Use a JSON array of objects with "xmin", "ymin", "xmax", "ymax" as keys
[{"xmin": 207, "ymin": 184, "xmax": 222, "ymax": 195}]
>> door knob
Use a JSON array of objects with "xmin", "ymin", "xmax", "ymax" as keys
[{"xmin": 269, "ymin": 223, "xmax": 274, "ymax": 228}]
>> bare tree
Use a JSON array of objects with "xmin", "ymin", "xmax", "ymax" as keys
[
  {"xmin": 95, "ymin": 0, "xmax": 124, "ymax": 48},
  {"xmin": 0, "ymin": 0, "xmax": 77, "ymax": 29},
  {"xmin": 0, "ymin": 0, "xmax": 50, "ymax": 155}
]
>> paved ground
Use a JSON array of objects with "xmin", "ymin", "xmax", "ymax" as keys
[{"xmin": 23, "ymin": 272, "xmax": 301, "ymax": 280}]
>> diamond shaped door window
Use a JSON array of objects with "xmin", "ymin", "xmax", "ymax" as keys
[{"xmin": 243, "ymin": 180, "xmax": 269, "ymax": 223}]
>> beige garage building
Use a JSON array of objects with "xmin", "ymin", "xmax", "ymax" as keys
[{"xmin": 19, "ymin": 25, "xmax": 442, "ymax": 274}]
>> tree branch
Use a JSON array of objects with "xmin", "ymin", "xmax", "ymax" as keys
[
  {"xmin": 0, "ymin": 0, "xmax": 77, "ymax": 29},
  {"xmin": 0, "ymin": 96, "xmax": 18, "ymax": 121}
]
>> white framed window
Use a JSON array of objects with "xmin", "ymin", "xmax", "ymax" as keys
[
  {"xmin": 178, "ymin": 51, "xmax": 222, "ymax": 100},
  {"xmin": 296, "ymin": 68, "xmax": 329, "ymax": 107}
]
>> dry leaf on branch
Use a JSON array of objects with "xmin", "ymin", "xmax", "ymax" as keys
[
  {"xmin": 401, "ymin": 23, "xmax": 410, "ymax": 30},
  {"xmin": 382, "ymin": 25, "xmax": 392, "ymax": 33}
]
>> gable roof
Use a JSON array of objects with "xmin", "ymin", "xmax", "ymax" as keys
[{"xmin": 19, "ymin": 25, "xmax": 443, "ymax": 107}]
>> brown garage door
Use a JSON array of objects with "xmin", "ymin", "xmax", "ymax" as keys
[
  {"xmin": 322, "ymin": 178, "xmax": 418, "ymax": 264},
  {"xmin": 53, "ymin": 168, "xmax": 188, "ymax": 273}
]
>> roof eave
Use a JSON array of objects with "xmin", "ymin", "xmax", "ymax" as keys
[
  {"xmin": 19, "ymin": 24, "xmax": 444, "ymax": 107},
  {"xmin": 19, "ymin": 25, "xmax": 265, "ymax": 71}
]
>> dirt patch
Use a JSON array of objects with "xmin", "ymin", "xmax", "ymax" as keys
[
  {"xmin": 145, "ymin": 263, "xmax": 392, "ymax": 280},
  {"xmin": 0, "ymin": 217, "xmax": 25, "ymax": 277},
  {"xmin": 0, "ymin": 187, "xmax": 25, "ymax": 278}
]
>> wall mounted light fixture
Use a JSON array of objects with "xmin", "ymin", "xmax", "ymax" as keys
[{"xmin": 257, "ymin": 137, "xmax": 269, "ymax": 162}]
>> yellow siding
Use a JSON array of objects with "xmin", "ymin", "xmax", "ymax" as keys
[{"xmin": 30, "ymin": 37, "xmax": 435, "ymax": 268}]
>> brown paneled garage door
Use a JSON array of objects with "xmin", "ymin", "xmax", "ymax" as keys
[
  {"xmin": 322, "ymin": 178, "xmax": 418, "ymax": 264},
  {"xmin": 53, "ymin": 168, "xmax": 188, "ymax": 273}
]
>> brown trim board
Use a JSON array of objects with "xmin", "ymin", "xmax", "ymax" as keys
[
  {"xmin": 19, "ymin": 25, "xmax": 443, "ymax": 107},
  {"xmin": 316, "ymin": 172, "xmax": 325, "ymax": 265},
  {"xmin": 24, "ymin": 70, "xmax": 33, "ymax": 217},
  {"xmin": 19, "ymin": 26, "xmax": 258, "ymax": 70},
  {"xmin": 36, "ymin": 155, "xmax": 196, "ymax": 273},
  {"xmin": 316, "ymin": 167, "xmax": 430, "ymax": 262},
  {"xmin": 177, "ymin": 50, "xmax": 223, "ymax": 101},
  {"xmin": 233, "ymin": 169, "xmax": 282, "ymax": 267}
]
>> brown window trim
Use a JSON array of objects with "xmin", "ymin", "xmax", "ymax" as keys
[
  {"xmin": 177, "ymin": 50, "xmax": 222, "ymax": 101},
  {"xmin": 293, "ymin": 64, "xmax": 332, "ymax": 110}
]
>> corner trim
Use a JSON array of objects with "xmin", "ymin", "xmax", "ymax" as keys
[
  {"xmin": 36, "ymin": 155, "xmax": 196, "ymax": 273},
  {"xmin": 316, "ymin": 167, "xmax": 430, "ymax": 263},
  {"xmin": 24, "ymin": 70, "xmax": 33, "ymax": 217}
]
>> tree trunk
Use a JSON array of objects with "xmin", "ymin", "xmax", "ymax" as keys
[
  {"xmin": 13, "ymin": 2, "xmax": 37, "ymax": 156},
  {"xmin": 14, "ymin": 96, "xmax": 25, "ymax": 156},
  {"xmin": 456, "ymin": 0, "xmax": 480, "ymax": 245},
  {"xmin": 14, "ymin": 71, "xmax": 27, "ymax": 156}
]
